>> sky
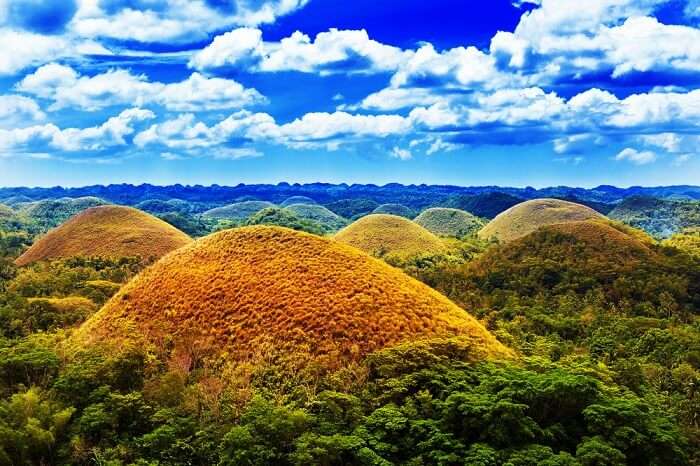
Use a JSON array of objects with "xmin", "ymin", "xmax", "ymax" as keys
[{"xmin": 0, "ymin": 0, "xmax": 699, "ymax": 187}]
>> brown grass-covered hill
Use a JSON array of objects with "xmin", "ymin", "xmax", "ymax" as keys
[
  {"xmin": 414, "ymin": 208, "xmax": 486, "ymax": 238},
  {"xmin": 334, "ymin": 214, "xmax": 447, "ymax": 257},
  {"xmin": 478, "ymin": 198, "xmax": 604, "ymax": 243},
  {"xmin": 15, "ymin": 206, "xmax": 192, "ymax": 266},
  {"xmin": 74, "ymin": 226, "xmax": 510, "ymax": 363}
]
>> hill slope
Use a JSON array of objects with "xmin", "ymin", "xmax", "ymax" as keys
[
  {"xmin": 608, "ymin": 196, "xmax": 700, "ymax": 238},
  {"xmin": 334, "ymin": 214, "xmax": 447, "ymax": 256},
  {"xmin": 478, "ymin": 198, "xmax": 604, "ymax": 242},
  {"xmin": 74, "ymin": 226, "xmax": 510, "ymax": 362},
  {"xmin": 414, "ymin": 208, "xmax": 485, "ymax": 237},
  {"xmin": 15, "ymin": 206, "xmax": 192, "ymax": 266},
  {"xmin": 202, "ymin": 201, "xmax": 275, "ymax": 220}
]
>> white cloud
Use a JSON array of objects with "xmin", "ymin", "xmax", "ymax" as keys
[
  {"xmin": 390, "ymin": 147, "xmax": 412, "ymax": 160},
  {"xmin": 0, "ymin": 95, "xmax": 45, "ymax": 127},
  {"xmin": 0, "ymin": 28, "xmax": 111, "ymax": 75},
  {"xmin": 191, "ymin": 27, "xmax": 411, "ymax": 74},
  {"xmin": 70, "ymin": 0, "xmax": 310, "ymax": 44},
  {"xmin": 0, "ymin": 107, "xmax": 154, "ymax": 153},
  {"xmin": 615, "ymin": 147, "xmax": 657, "ymax": 165},
  {"xmin": 17, "ymin": 64, "xmax": 265, "ymax": 111}
]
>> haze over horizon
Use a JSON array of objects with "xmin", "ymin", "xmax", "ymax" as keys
[{"xmin": 1, "ymin": 0, "xmax": 700, "ymax": 186}]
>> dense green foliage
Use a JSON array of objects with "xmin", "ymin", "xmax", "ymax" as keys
[
  {"xmin": 442, "ymin": 193, "xmax": 523, "ymax": 219},
  {"xmin": 245, "ymin": 207, "xmax": 327, "ymax": 235},
  {"xmin": 609, "ymin": 196, "xmax": 700, "ymax": 238},
  {"xmin": 325, "ymin": 199, "xmax": 380, "ymax": 219}
]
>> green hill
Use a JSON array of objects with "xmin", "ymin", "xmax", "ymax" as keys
[
  {"xmin": 372, "ymin": 203, "xmax": 415, "ymax": 219},
  {"xmin": 443, "ymin": 192, "xmax": 524, "ymax": 219},
  {"xmin": 280, "ymin": 196, "xmax": 317, "ymax": 207},
  {"xmin": 324, "ymin": 198, "xmax": 379, "ymax": 219},
  {"xmin": 202, "ymin": 201, "xmax": 275, "ymax": 220},
  {"xmin": 284, "ymin": 204, "xmax": 348, "ymax": 232},
  {"xmin": 608, "ymin": 196, "xmax": 700, "ymax": 238},
  {"xmin": 245, "ymin": 207, "xmax": 326, "ymax": 235},
  {"xmin": 414, "ymin": 208, "xmax": 485, "ymax": 238},
  {"xmin": 135, "ymin": 199, "xmax": 194, "ymax": 215},
  {"xmin": 17, "ymin": 197, "xmax": 108, "ymax": 229}
]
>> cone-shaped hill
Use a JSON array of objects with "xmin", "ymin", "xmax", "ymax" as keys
[
  {"xmin": 285, "ymin": 204, "xmax": 348, "ymax": 231},
  {"xmin": 414, "ymin": 208, "xmax": 485, "ymax": 238},
  {"xmin": 203, "ymin": 201, "xmax": 275, "ymax": 220},
  {"xmin": 74, "ymin": 226, "xmax": 510, "ymax": 362},
  {"xmin": 478, "ymin": 198, "xmax": 604, "ymax": 243},
  {"xmin": 280, "ymin": 196, "xmax": 317, "ymax": 207},
  {"xmin": 15, "ymin": 206, "xmax": 192, "ymax": 266},
  {"xmin": 334, "ymin": 214, "xmax": 447, "ymax": 257}
]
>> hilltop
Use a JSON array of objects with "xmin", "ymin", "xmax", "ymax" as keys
[
  {"xmin": 478, "ymin": 198, "xmax": 604, "ymax": 242},
  {"xmin": 15, "ymin": 206, "xmax": 192, "ymax": 266},
  {"xmin": 414, "ymin": 208, "xmax": 485, "ymax": 237},
  {"xmin": 372, "ymin": 203, "xmax": 416, "ymax": 219},
  {"xmin": 16, "ymin": 197, "xmax": 107, "ymax": 229},
  {"xmin": 284, "ymin": 204, "xmax": 348, "ymax": 232},
  {"xmin": 74, "ymin": 226, "xmax": 510, "ymax": 362},
  {"xmin": 608, "ymin": 196, "xmax": 700, "ymax": 238},
  {"xmin": 280, "ymin": 196, "xmax": 317, "ymax": 207},
  {"xmin": 202, "ymin": 201, "xmax": 275, "ymax": 220},
  {"xmin": 334, "ymin": 214, "xmax": 447, "ymax": 257}
]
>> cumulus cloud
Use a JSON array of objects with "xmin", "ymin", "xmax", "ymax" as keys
[
  {"xmin": 615, "ymin": 147, "xmax": 657, "ymax": 165},
  {"xmin": 190, "ymin": 27, "xmax": 411, "ymax": 74},
  {"xmin": 70, "ymin": 0, "xmax": 310, "ymax": 44},
  {"xmin": 0, "ymin": 27, "xmax": 112, "ymax": 75},
  {"xmin": 390, "ymin": 147, "xmax": 412, "ymax": 160},
  {"xmin": 0, "ymin": 94, "xmax": 45, "ymax": 127},
  {"xmin": 0, "ymin": 107, "xmax": 154, "ymax": 153},
  {"xmin": 17, "ymin": 64, "xmax": 265, "ymax": 111}
]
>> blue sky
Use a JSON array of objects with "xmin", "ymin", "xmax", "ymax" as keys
[{"xmin": 0, "ymin": 0, "xmax": 699, "ymax": 187}]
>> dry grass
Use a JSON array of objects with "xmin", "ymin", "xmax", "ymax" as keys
[
  {"xmin": 15, "ymin": 206, "xmax": 192, "ymax": 266},
  {"xmin": 27, "ymin": 296, "xmax": 97, "ymax": 313},
  {"xmin": 478, "ymin": 198, "xmax": 604, "ymax": 243},
  {"xmin": 414, "ymin": 208, "xmax": 485, "ymax": 237},
  {"xmin": 73, "ymin": 226, "xmax": 510, "ymax": 363},
  {"xmin": 334, "ymin": 214, "xmax": 447, "ymax": 257},
  {"xmin": 663, "ymin": 228, "xmax": 700, "ymax": 258}
]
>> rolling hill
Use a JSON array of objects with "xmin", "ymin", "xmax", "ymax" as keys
[
  {"xmin": 74, "ymin": 226, "xmax": 510, "ymax": 363},
  {"xmin": 334, "ymin": 214, "xmax": 447, "ymax": 257},
  {"xmin": 202, "ymin": 201, "xmax": 275, "ymax": 220},
  {"xmin": 372, "ymin": 203, "xmax": 416, "ymax": 218},
  {"xmin": 324, "ymin": 198, "xmax": 380, "ymax": 219},
  {"xmin": 15, "ymin": 206, "xmax": 192, "ymax": 266},
  {"xmin": 16, "ymin": 197, "xmax": 107, "ymax": 228},
  {"xmin": 0, "ymin": 204, "xmax": 13, "ymax": 219},
  {"xmin": 608, "ymin": 196, "xmax": 700, "ymax": 238},
  {"xmin": 414, "ymin": 208, "xmax": 485, "ymax": 237},
  {"xmin": 284, "ymin": 204, "xmax": 348, "ymax": 232},
  {"xmin": 280, "ymin": 196, "xmax": 317, "ymax": 207},
  {"xmin": 478, "ymin": 198, "xmax": 604, "ymax": 242},
  {"xmin": 663, "ymin": 228, "xmax": 700, "ymax": 258}
]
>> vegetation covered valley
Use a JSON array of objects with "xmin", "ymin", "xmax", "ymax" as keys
[{"xmin": 0, "ymin": 186, "xmax": 698, "ymax": 466}]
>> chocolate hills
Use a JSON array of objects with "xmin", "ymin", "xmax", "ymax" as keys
[
  {"xmin": 284, "ymin": 204, "xmax": 348, "ymax": 232},
  {"xmin": 414, "ymin": 208, "xmax": 485, "ymax": 238},
  {"xmin": 372, "ymin": 203, "xmax": 416, "ymax": 218},
  {"xmin": 202, "ymin": 201, "xmax": 275, "ymax": 220},
  {"xmin": 334, "ymin": 214, "xmax": 447, "ymax": 257},
  {"xmin": 74, "ymin": 226, "xmax": 510, "ymax": 362},
  {"xmin": 478, "ymin": 198, "xmax": 604, "ymax": 242},
  {"xmin": 15, "ymin": 206, "xmax": 192, "ymax": 266},
  {"xmin": 280, "ymin": 196, "xmax": 317, "ymax": 207}
]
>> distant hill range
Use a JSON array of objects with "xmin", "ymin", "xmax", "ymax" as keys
[{"xmin": 2, "ymin": 184, "xmax": 699, "ymax": 215}]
